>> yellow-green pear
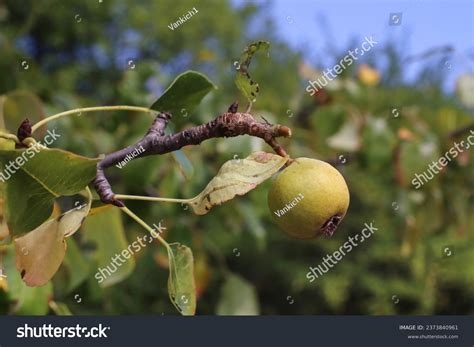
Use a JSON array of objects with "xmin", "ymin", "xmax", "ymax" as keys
[{"xmin": 268, "ymin": 158, "xmax": 349, "ymax": 239}]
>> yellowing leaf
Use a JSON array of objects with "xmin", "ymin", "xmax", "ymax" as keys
[
  {"xmin": 59, "ymin": 204, "xmax": 90, "ymax": 238},
  {"xmin": 187, "ymin": 151, "xmax": 288, "ymax": 215},
  {"xmin": 14, "ymin": 218, "xmax": 66, "ymax": 287},
  {"xmin": 167, "ymin": 243, "xmax": 196, "ymax": 316},
  {"xmin": 14, "ymin": 196, "xmax": 91, "ymax": 287},
  {"xmin": 1, "ymin": 245, "xmax": 52, "ymax": 314}
]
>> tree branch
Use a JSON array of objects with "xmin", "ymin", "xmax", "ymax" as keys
[{"xmin": 93, "ymin": 103, "xmax": 292, "ymax": 207}]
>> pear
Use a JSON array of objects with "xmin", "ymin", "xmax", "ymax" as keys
[{"xmin": 268, "ymin": 158, "xmax": 349, "ymax": 239}]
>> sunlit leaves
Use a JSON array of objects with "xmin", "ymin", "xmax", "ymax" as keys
[{"xmin": 150, "ymin": 70, "xmax": 217, "ymax": 120}]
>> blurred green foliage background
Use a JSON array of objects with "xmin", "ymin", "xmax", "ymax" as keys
[{"xmin": 0, "ymin": 0, "xmax": 473, "ymax": 315}]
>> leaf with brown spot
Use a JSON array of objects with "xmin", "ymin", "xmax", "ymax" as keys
[
  {"xmin": 186, "ymin": 151, "xmax": 288, "ymax": 215},
  {"xmin": 14, "ymin": 194, "xmax": 91, "ymax": 287}
]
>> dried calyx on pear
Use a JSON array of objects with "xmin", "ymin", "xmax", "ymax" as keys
[{"xmin": 268, "ymin": 158, "xmax": 350, "ymax": 240}]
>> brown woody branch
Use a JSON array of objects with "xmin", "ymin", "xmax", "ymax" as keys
[{"xmin": 93, "ymin": 103, "xmax": 292, "ymax": 207}]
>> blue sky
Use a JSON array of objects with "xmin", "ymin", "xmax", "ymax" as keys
[{"xmin": 234, "ymin": 0, "xmax": 474, "ymax": 91}]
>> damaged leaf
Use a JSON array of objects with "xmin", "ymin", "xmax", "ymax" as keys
[
  {"xmin": 14, "ymin": 193, "xmax": 91, "ymax": 287},
  {"xmin": 187, "ymin": 151, "xmax": 288, "ymax": 215},
  {"xmin": 234, "ymin": 41, "xmax": 270, "ymax": 103}
]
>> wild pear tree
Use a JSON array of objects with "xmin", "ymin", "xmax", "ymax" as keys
[{"xmin": 0, "ymin": 41, "xmax": 351, "ymax": 315}]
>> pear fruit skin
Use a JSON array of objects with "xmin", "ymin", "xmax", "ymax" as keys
[{"xmin": 268, "ymin": 158, "xmax": 349, "ymax": 239}]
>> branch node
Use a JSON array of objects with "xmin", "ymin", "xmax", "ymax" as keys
[
  {"xmin": 228, "ymin": 101, "xmax": 239, "ymax": 113},
  {"xmin": 147, "ymin": 112, "xmax": 172, "ymax": 136},
  {"xmin": 92, "ymin": 104, "xmax": 292, "ymax": 205}
]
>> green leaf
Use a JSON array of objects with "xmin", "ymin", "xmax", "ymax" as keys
[
  {"xmin": 14, "ymin": 198, "xmax": 91, "ymax": 287},
  {"xmin": 61, "ymin": 237, "xmax": 90, "ymax": 293},
  {"xmin": 14, "ymin": 282, "xmax": 53, "ymax": 315},
  {"xmin": 234, "ymin": 41, "xmax": 270, "ymax": 103},
  {"xmin": 216, "ymin": 273, "xmax": 260, "ymax": 315},
  {"xmin": 0, "ymin": 148, "xmax": 98, "ymax": 236},
  {"xmin": 81, "ymin": 207, "xmax": 135, "ymax": 287},
  {"xmin": 167, "ymin": 243, "xmax": 196, "ymax": 315},
  {"xmin": 187, "ymin": 151, "xmax": 288, "ymax": 215},
  {"xmin": 150, "ymin": 70, "xmax": 216, "ymax": 118},
  {"xmin": 149, "ymin": 71, "xmax": 215, "ymax": 176}
]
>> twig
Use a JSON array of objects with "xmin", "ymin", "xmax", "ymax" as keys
[
  {"xmin": 94, "ymin": 103, "xmax": 292, "ymax": 206},
  {"xmin": 31, "ymin": 105, "xmax": 157, "ymax": 133},
  {"xmin": 119, "ymin": 206, "xmax": 169, "ymax": 249}
]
